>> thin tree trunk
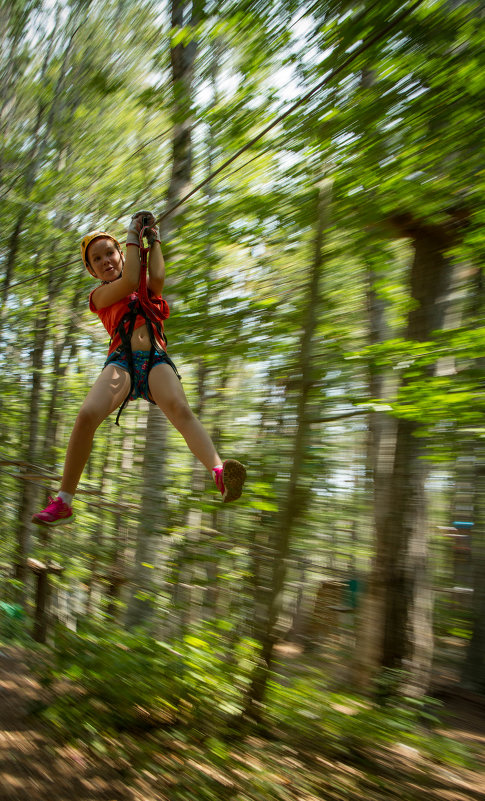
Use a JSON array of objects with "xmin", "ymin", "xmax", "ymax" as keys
[
  {"xmin": 125, "ymin": 404, "xmax": 168, "ymax": 629},
  {"xmin": 286, "ymin": 556, "xmax": 308, "ymax": 644},
  {"xmin": 105, "ymin": 427, "xmax": 137, "ymax": 621},
  {"xmin": 41, "ymin": 284, "xmax": 84, "ymax": 471},
  {"xmin": 352, "ymin": 255, "xmax": 397, "ymax": 689},
  {"xmin": 380, "ymin": 220, "xmax": 455, "ymax": 695},
  {"xmin": 244, "ymin": 179, "xmax": 331, "ymax": 719},
  {"xmin": 126, "ymin": 0, "xmax": 202, "ymax": 629},
  {"xmin": 462, "ymin": 453, "xmax": 485, "ymax": 691},
  {"xmin": 461, "ymin": 263, "xmax": 485, "ymax": 690},
  {"xmin": 14, "ymin": 305, "xmax": 51, "ymax": 595},
  {"xmin": 84, "ymin": 444, "xmax": 111, "ymax": 616},
  {"xmin": 15, "ymin": 229, "xmax": 75, "ymax": 594},
  {"xmin": 175, "ymin": 54, "xmax": 221, "ymax": 628}
]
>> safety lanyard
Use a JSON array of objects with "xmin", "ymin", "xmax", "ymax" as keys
[
  {"xmin": 136, "ymin": 222, "xmax": 167, "ymax": 330},
  {"xmin": 114, "ymin": 221, "xmax": 167, "ymax": 425}
]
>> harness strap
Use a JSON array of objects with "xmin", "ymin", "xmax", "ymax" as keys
[
  {"xmin": 115, "ymin": 311, "xmax": 138, "ymax": 426},
  {"xmin": 113, "ymin": 235, "xmax": 170, "ymax": 425}
]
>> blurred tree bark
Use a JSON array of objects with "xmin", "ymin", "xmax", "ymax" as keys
[
  {"xmin": 170, "ymin": 47, "xmax": 226, "ymax": 633},
  {"xmin": 462, "ymin": 263, "xmax": 485, "ymax": 691},
  {"xmin": 14, "ymin": 310, "xmax": 50, "ymax": 595},
  {"xmin": 244, "ymin": 178, "xmax": 331, "ymax": 720},
  {"xmin": 84, "ymin": 444, "xmax": 111, "ymax": 616},
  {"xmin": 4, "ymin": 5, "xmax": 92, "ymax": 597},
  {"xmin": 126, "ymin": 0, "xmax": 203, "ymax": 628},
  {"xmin": 352, "ymin": 252, "xmax": 397, "ymax": 689},
  {"xmin": 15, "ymin": 207, "xmax": 84, "ymax": 596},
  {"xmin": 384, "ymin": 220, "xmax": 457, "ymax": 696},
  {"xmin": 14, "ymin": 237, "xmax": 63, "ymax": 597},
  {"xmin": 462, "ymin": 453, "xmax": 485, "ymax": 691},
  {"xmin": 41, "ymin": 285, "xmax": 85, "ymax": 471},
  {"xmin": 356, "ymin": 218, "xmax": 458, "ymax": 696}
]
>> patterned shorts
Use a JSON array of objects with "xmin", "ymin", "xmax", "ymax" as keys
[{"xmin": 104, "ymin": 348, "xmax": 180, "ymax": 404}]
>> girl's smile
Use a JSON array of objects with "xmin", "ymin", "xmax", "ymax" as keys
[{"xmin": 87, "ymin": 237, "xmax": 123, "ymax": 282}]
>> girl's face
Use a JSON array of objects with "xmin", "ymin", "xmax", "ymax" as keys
[{"xmin": 87, "ymin": 237, "xmax": 123, "ymax": 281}]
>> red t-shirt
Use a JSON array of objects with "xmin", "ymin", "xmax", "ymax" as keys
[{"xmin": 89, "ymin": 289, "xmax": 169, "ymax": 355}]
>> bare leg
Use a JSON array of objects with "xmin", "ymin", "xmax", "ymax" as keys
[
  {"xmin": 60, "ymin": 365, "xmax": 131, "ymax": 495},
  {"xmin": 148, "ymin": 363, "xmax": 222, "ymax": 473}
]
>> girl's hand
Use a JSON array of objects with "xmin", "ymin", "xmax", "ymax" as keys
[
  {"xmin": 126, "ymin": 211, "xmax": 144, "ymax": 246},
  {"xmin": 126, "ymin": 210, "xmax": 160, "ymax": 247}
]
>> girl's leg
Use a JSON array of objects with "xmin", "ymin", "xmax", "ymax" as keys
[
  {"xmin": 148, "ymin": 363, "xmax": 222, "ymax": 473},
  {"xmin": 60, "ymin": 365, "xmax": 131, "ymax": 495}
]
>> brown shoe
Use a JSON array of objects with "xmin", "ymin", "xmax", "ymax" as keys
[{"xmin": 213, "ymin": 459, "xmax": 247, "ymax": 502}]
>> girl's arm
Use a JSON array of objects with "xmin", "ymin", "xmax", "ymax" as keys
[
  {"xmin": 91, "ymin": 245, "xmax": 141, "ymax": 310},
  {"xmin": 147, "ymin": 241, "xmax": 165, "ymax": 296}
]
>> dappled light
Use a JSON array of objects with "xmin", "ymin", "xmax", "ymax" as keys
[{"xmin": 0, "ymin": 0, "xmax": 484, "ymax": 799}]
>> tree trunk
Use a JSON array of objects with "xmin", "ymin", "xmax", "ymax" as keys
[
  {"xmin": 125, "ymin": 404, "xmax": 168, "ymax": 629},
  {"xmin": 172, "ymin": 55, "xmax": 222, "ymax": 631},
  {"xmin": 41, "ymin": 285, "xmax": 84, "ymax": 472},
  {"xmin": 286, "ymin": 557, "xmax": 308, "ymax": 644},
  {"xmin": 85, "ymin": 444, "xmax": 111, "ymax": 616},
  {"xmin": 126, "ymin": 0, "xmax": 202, "ymax": 629},
  {"xmin": 32, "ymin": 568, "xmax": 50, "ymax": 644},
  {"xmin": 352, "ymin": 256, "xmax": 398, "ymax": 688},
  {"xmin": 14, "ymin": 304, "xmax": 51, "ymax": 595},
  {"xmin": 462, "ymin": 455, "xmax": 485, "ymax": 691},
  {"xmin": 462, "ymin": 263, "xmax": 485, "ymax": 690},
  {"xmin": 360, "ymin": 220, "xmax": 456, "ymax": 696},
  {"xmin": 244, "ymin": 179, "xmax": 331, "ymax": 719}
]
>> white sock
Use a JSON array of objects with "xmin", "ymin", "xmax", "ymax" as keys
[
  {"xmin": 212, "ymin": 464, "xmax": 223, "ymax": 472},
  {"xmin": 58, "ymin": 491, "xmax": 73, "ymax": 507}
]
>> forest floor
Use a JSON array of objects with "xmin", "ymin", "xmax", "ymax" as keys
[{"xmin": 0, "ymin": 643, "xmax": 484, "ymax": 801}]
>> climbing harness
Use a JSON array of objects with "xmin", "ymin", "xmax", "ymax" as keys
[{"xmin": 113, "ymin": 218, "xmax": 172, "ymax": 425}]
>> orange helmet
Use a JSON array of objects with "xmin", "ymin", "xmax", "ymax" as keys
[{"xmin": 80, "ymin": 231, "xmax": 122, "ymax": 271}]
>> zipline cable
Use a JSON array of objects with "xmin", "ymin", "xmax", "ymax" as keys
[
  {"xmin": 155, "ymin": 0, "xmax": 425, "ymax": 225},
  {"xmin": 1, "ymin": 0, "xmax": 381, "ymax": 207},
  {"xmin": 4, "ymin": 0, "xmax": 424, "ymax": 296}
]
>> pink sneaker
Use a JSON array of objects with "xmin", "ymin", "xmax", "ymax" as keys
[
  {"xmin": 32, "ymin": 496, "xmax": 74, "ymax": 527},
  {"xmin": 213, "ymin": 459, "xmax": 246, "ymax": 503}
]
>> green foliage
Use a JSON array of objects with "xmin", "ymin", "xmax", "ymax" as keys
[
  {"xmin": 31, "ymin": 627, "xmax": 474, "ymax": 801},
  {"xmin": 1, "ymin": 0, "xmax": 484, "ymax": 761},
  {"xmin": 267, "ymin": 667, "xmax": 472, "ymax": 768},
  {"xmin": 34, "ymin": 620, "xmax": 259, "ymax": 748},
  {"xmin": 345, "ymin": 326, "xmax": 485, "ymax": 447},
  {"xmin": 0, "ymin": 601, "xmax": 27, "ymax": 642}
]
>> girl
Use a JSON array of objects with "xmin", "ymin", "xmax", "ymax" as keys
[{"xmin": 32, "ymin": 210, "xmax": 246, "ymax": 526}]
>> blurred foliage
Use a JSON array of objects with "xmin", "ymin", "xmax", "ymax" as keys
[
  {"xmin": 0, "ymin": 0, "xmax": 484, "ymax": 793},
  {"xmin": 29, "ymin": 620, "xmax": 474, "ymax": 797},
  {"xmin": 0, "ymin": 600, "xmax": 27, "ymax": 641},
  {"xmin": 34, "ymin": 619, "xmax": 259, "ymax": 741},
  {"xmin": 347, "ymin": 326, "xmax": 485, "ymax": 436},
  {"xmin": 0, "ymin": 0, "xmax": 481, "ymax": 576},
  {"xmin": 267, "ymin": 667, "xmax": 472, "ymax": 767}
]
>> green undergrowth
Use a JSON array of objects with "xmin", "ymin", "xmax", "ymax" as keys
[
  {"xmin": 266, "ymin": 667, "xmax": 472, "ymax": 769},
  {"xmin": 33, "ymin": 619, "xmax": 256, "ymax": 741},
  {"xmin": 29, "ymin": 621, "xmax": 474, "ymax": 801},
  {"xmin": 0, "ymin": 600, "xmax": 29, "ymax": 644}
]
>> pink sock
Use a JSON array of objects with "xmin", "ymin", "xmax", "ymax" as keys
[{"xmin": 212, "ymin": 466, "xmax": 224, "ymax": 494}]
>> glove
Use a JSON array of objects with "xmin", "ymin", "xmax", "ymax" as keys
[{"xmin": 126, "ymin": 210, "xmax": 160, "ymax": 247}]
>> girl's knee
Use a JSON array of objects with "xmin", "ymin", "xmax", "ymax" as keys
[
  {"xmin": 76, "ymin": 403, "xmax": 104, "ymax": 431},
  {"xmin": 166, "ymin": 399, "xmax": 194, "ymax": 427}
]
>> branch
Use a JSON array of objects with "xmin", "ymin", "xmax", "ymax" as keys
[{"xmin": 306, "ymin": 408, "xmax": 379, "ymax": 424}]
